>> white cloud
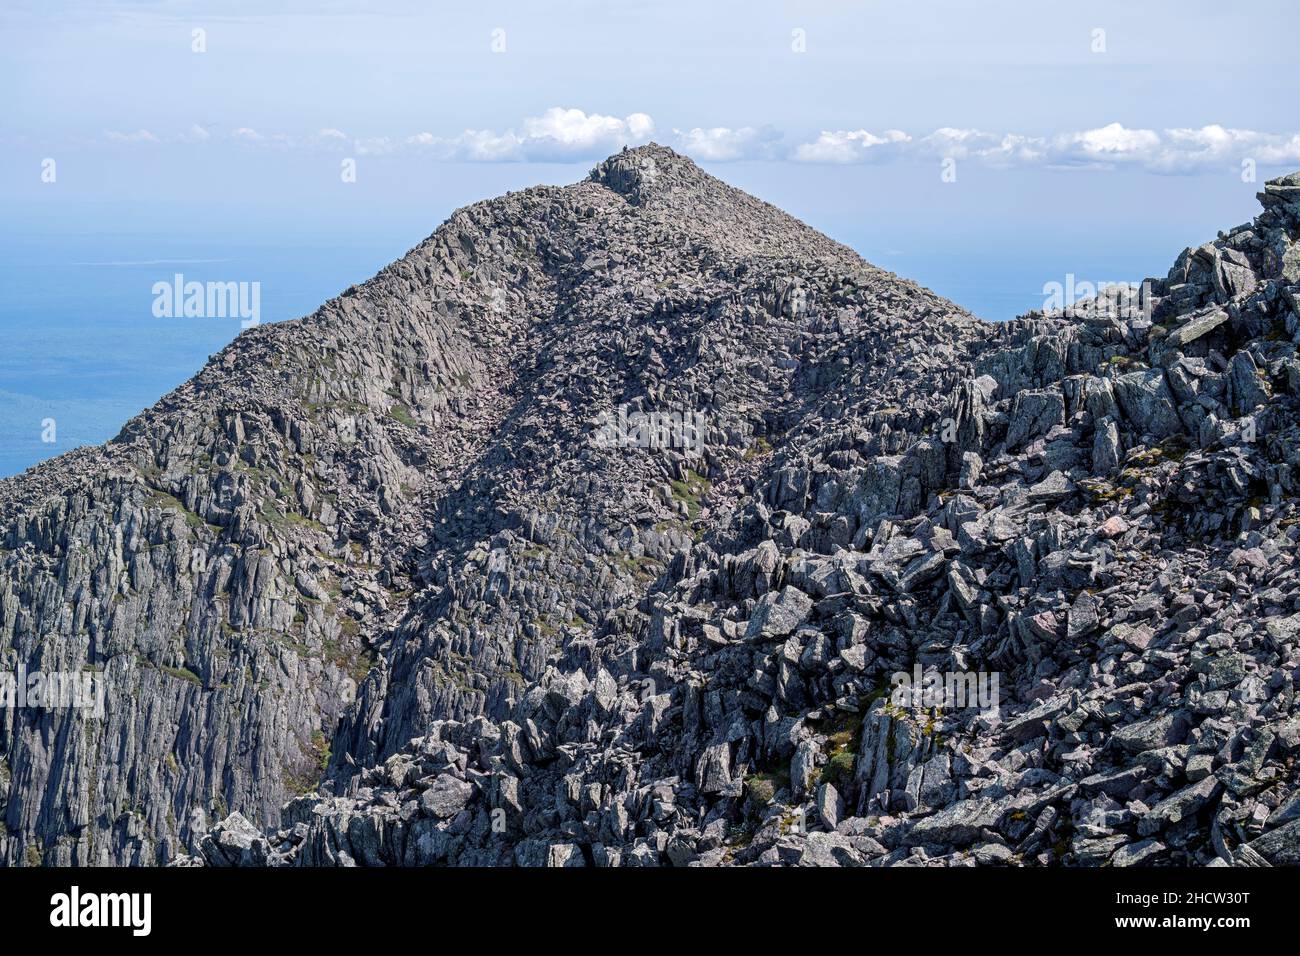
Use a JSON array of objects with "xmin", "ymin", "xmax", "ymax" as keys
[
  {"xmin": 1152, "ymin": 124, "xmax": 1300, "ymax": 172},
  {"xmin": 407, "ymin": 128, "xmax": 522, "ymax": 161},
  {"xmin": 518, "ymin": 108, "xmax": 654, "ymax": 160},
  {"xmin": 792, "ymin": 122, "xmax": 1300, "ymax": 173},
  {"xmin": 352, "ymin": 136, "xmax": 397, "ymax": 156},
  {"xmin": 1039, "ymin": 123, "xmax": 1300, "ymax": 172},
  {"xmin": 792, "ymin": 128, "xmax": 910, "ymax": 164},
  {"xmin": 303, "ymin": 127, "xmax": 352, "ymax": 152},
  {"xmin": 671, "ymin": 125, "xmax": 783, "ymax": 161},
  {"xmin": 105, "ymin": 128, "xmax": 159, "ymax": 143},
  {"xmin": 451, "ymin": 129, "xmax": 526, "ymax": 161},
  {"xmin": 1050, "ymin": 122, "xmax": 1162, "ymax": 166},
  {"xmin": 909, "ymin": 128, "xmax": 1049, "ymax": 167},
  {"xmin": 980, "ymin": 133, "xmax": 1050, "ymax": 167},
  {"xmin": 405, "ymin": 108, "xmax": 654, "ymax": 162},
  {"xmin": 919, "ymin": 127, "xmax": 1000, "ymax": 158}
]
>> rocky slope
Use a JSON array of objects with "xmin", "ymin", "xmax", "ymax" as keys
[{"xmin": 3, "ymin": 147, "xmax": 1300, "ymax": 867}]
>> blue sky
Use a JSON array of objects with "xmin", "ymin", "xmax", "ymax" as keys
[
  {"xmin": 5, "ymin": 1, "xmax": 1297, "ymax": 215},
  {"xmin": 1, "ymin": 1, "xmax": 1298, "ymax": 476},
  {"xmin": 2, "ymin": 2, "xmax": 1293, "ymax": 125}
]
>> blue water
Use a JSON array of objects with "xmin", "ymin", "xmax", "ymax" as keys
[{"xmin": 0, "ymin": 212, "xmax": 419, "ymax": 478}]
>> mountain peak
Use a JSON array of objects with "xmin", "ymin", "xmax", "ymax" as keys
[
  {"xmin": 583, "ymin": 143, "xmax": 868, "ymax": 268},
  {"xmin": 587, "ymin": 142, "xmax": 701, "ymax": 204}
]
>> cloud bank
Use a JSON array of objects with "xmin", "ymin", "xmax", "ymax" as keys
[
  {"xmin": 791, "ymin": 122, "xmax": 1300, "ymax": 173},
  {"xmin": 100, "ymin": 111, "xmax": 1300, "ymax": 174}
]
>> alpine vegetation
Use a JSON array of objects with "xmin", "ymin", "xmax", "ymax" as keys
[{"xmin": 2, "ymin": 147, "xmax": 1300, "ymax": 869}]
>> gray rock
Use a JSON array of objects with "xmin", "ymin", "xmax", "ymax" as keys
[
  {"xmin": 1092, "ymin": 416, "xmax": 1122, "ymax": 473},
  {"xmin": 1137, "ymin": 778, "xmax": 1221, "ymax": 836},
  {"xmin": 1113, "ymin": 368, "xmax": 1183, "ymax": 438},
  {"xmin": 1246, "ymin": 820, "xmax": 1300, "ymax": 865},
  {"xmin": 1167, "ymin": 309, "xmax": 1229, "ymax": 349},
  {"xmin": 1114, "ymin": 712, "xmax": 1192, "ymax": 754},
  {"xmin": 419, "ymin": 775, "xmax": 474, "ymax": 819},
  {"xmin": 745, "ymin": 586, "xmax": 814, "ymax": 640},
  {"xmin": 1006, "ymin": 389, "xmax": 1065, "ymax": 449},
  {"xmin": 1110, "ymin": 838, "xmax": 1166, "ymax": 867}
]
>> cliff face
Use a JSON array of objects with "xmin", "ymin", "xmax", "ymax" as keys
[{"xmin": 3, "ymin": 148, "xmax": 1300, "ymax": 868}]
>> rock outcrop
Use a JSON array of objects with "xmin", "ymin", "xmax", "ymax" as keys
[{"xmin": 3, "ymin": 149, "xmax": 1300, "ymax": 868}]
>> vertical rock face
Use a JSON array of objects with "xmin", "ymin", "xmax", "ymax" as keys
[{"xmin": 3, "ymin": 149, "xmax": 1300, "ymax": 868}]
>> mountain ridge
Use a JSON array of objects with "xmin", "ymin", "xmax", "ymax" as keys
[{"xmin": 3, "ymin": 148, "xmax": 1300, "ymax": 868}]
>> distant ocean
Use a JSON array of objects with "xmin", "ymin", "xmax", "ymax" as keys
[{"xmin": 0, "ymin": 218, "xmax": 408, "ymax": 479}]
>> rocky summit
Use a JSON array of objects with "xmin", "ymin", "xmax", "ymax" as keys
[{"xmin": 3, "ymin": 145, "xmax": 1300, "ymax": 868}]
